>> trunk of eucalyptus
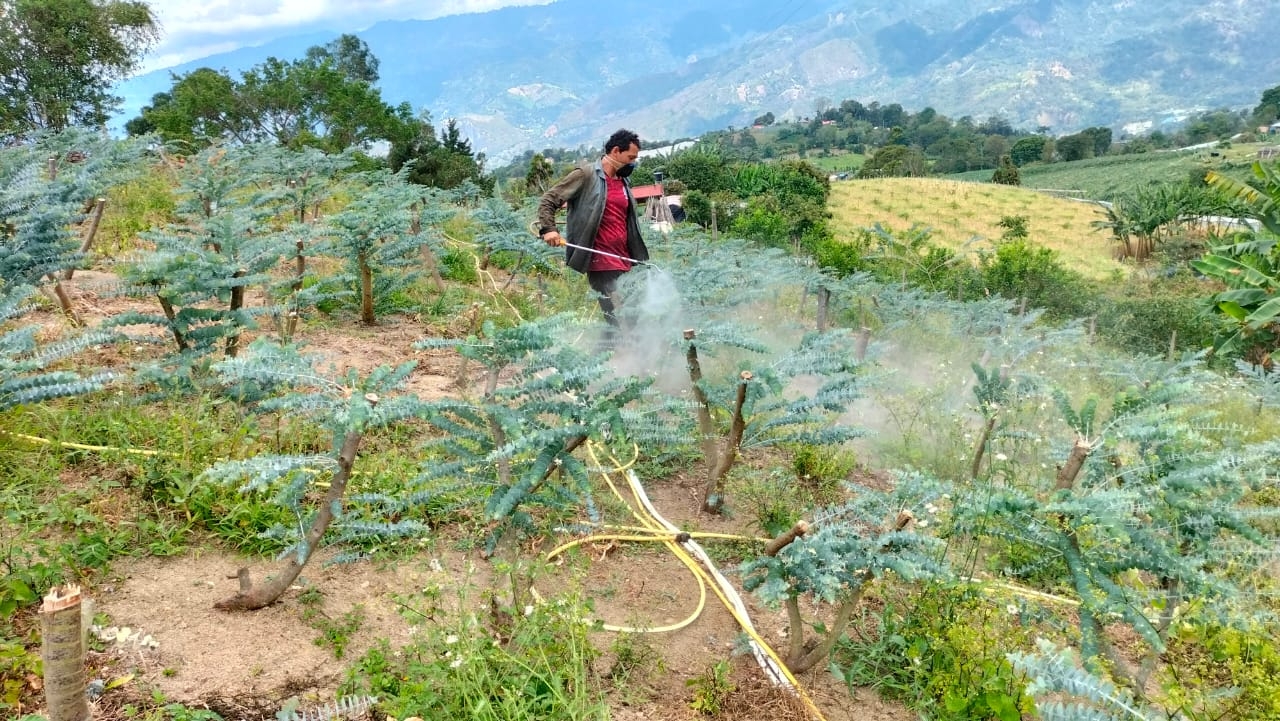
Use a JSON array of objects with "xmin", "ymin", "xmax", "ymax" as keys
[
  {"xmin": 453, "ymin": 304, "xmax": 484, "ymax": 390},
  {"xmin": 216, "ymin": 400, "xmax": 374, "ymax": 611},
  {"xmin": 40, "ymin": 585, "xmax": 88, "ymax": 721},
  {"xmin": 786, "ymin": 592, "xmax": 861, "ymax": 672},
  {"xmin": 684, "ymin": 331, "xmax": 719, "ymax": 470},
  {"xmin": 854, "ymin": 327, "xmax": 871, "ymax": 362},
  {"xmin": 158, "ymin": 295, "xmax": 188, "ymax": 351},
  {"xmin": 410, "ymin": 206, "xmax": 446, "ymax": 293},
  {"xmin": 358, "ymin": 251, "xmax": 375, "ymax": 325},
  {"xmin": 1054, "ymin": 437, "xmax": 1143, "ymax": 687},
  {"xmin": 63, "ymin": 198, "xmax": 106, "ymax": 281},
  {"xmin": 969, "ymin": 415, "xmax": 997, "ymax": 480},
  {"xmin": 703, "ymin": 372, "xmax": 752, "ymax": 514},
  {"xmin": 484, "ymin": 367, "xmax": 512, "ymax": 489},
  {"xmin": 47, "ymin": 280, "xmax": 83, "ymax": 327},
  {"xmin": 225, "ymin": 269, "xmax": 245, "ymax": 357}
]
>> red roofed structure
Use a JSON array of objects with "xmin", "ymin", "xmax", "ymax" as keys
[{"xmin": 629, "ymin": 183, "xmax": 665, "ymax": 201}]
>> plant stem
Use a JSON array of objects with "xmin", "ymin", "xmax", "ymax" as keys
[
  {"xmin": 63, "ymin": 197, "xmax": 106, "ymax": 281},
  {"xmin": 788, "ymin": 591, "xmax": 862, "ymax": 672},
  {"xmin": 485, "ymin": 367, "xmax": 512, "ymax": 489},
  {"xmin": 293, "ymin": 239, "xmax": 306, "ymax": 292},
  {"xmin": 158, "ymin": 294, "xmax": 188, "ymax": 351},
  {"xmin": 358, "ymin": 251, "xmax": 375, "ymax": 325},
  {"xmin": 683, "ymin": 330, "xmax": 719, "ymax": 470},
  {"xmin": 854, "ymin": 326, "xmax": 871, "ymax": 362},
  {"xmin": 764, "ymin": 520, "xmax": 809, "ymax": 557},
  {"xmin": 45, "ymin": 279, "xmax": 82, "ymax": 327},
  {"xmin": 411, "ymin": 203, "xmax": 446, "ymax": 292},
  {"xmin": 785, "ymin": 596, "xmax": 806, "ymax": 664},
  {"xmin": 40, "ymin": 585, "xmax": 87, "ymax": 721},
  {"xmin": 970, "ymin": 415, "xmax": 997, "ymax": 480},
  {"xmin": 703, "ymin": 371, "xmax": 751, "ymax": 514},
  {"xmin": 216, "ymin": 397, "xmax": 375, "ymax": 611},
  {"xmin": 225, "ymin": 269, "xmax": 245, "ymax": 358}
]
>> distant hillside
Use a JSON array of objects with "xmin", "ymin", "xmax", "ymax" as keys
[
  {"xmin": 948, "ymin": 143, "xmax": 1271, "ymax": 200},
  {"xmin": 115, "ymin": 0, "xmax": 1280, "ymax": 163}
]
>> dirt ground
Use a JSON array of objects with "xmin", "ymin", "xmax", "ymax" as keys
[
  {"xmin": 29, "ymin": 271, "xmax": 915, "ymax": 721},
  {"xmin": 87, "ymin": 507, "xmax": 911, "ymax": 721}
]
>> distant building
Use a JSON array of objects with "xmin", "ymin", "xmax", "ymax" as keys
[
  {"xmin": 1270, "ymin": 122, "xmax": 1280, "ymax": 135},
  {"xmin": 629, "ymin": 184, "xmax": 665, "ymax": 202}
]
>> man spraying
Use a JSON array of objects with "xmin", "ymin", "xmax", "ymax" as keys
[{"xmin": 537, "ymin": 129, "xmax": 650, "ymax": 337}]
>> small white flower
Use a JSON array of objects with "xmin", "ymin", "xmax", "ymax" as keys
[
  {"xmin": 445, "ymin": 634, "xmax": 459, "ymax": 645},
  {"xmin": 925, "ymin": 503, "xmax": 938, "ymax": 515},
  {"xmin": 917, "ymin": 520, "xmax": 928, "ymax": 528},
  {"xmin": 995, "ymin": 452, "xmax": 1008, "ymax": 462},
  {"xmin": 450, "ymin": 657, "xmax": 463, "ymax": 669},
  {"xmin": 1006, "ymin": 604, "xmax": 1019, "ymax": 615},
  {"xmin": 523, "ymin": 605, "xmax": 534, "ymax": 617}
]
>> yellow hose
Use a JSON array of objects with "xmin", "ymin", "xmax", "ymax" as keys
[
  {"xmin": 542, "ymin": 442, "xmax": 831, "ymax": 721},
  {"xmin": 1, "ymin": 430, "xmax": 178, "ymax": 457}
]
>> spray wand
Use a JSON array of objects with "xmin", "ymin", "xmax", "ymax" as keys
[
  {"xmin": 560, "ymin": 240, "xmax": 660, "ymax": 269},
  {"xmin": 529, "ymin": 220, "xmax": 660, "ymax": 269}
]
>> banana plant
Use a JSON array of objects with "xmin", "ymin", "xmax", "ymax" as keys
[
  {"xmin": 1207, "ymin": 161, "xmax": 1280, "ymax": 236},
  {"xmin": 1192, "ymin": 239, "xmax": 1280, "ymax": 364},
  {"xmin": 1191, "ymin": 164, "xmax": 1280, "ymax": 363}
]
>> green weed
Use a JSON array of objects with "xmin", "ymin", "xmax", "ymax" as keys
[
  {"xmin": 687, "ymin": 659, "xmax": 735, "ymax": 716},
  {"xmin": 834, "ymin": 583, "xmax": 1034, "ymax": 721},
  {"xmin": 343, "ymin": 584, "xmax": 606, "ymax": 721},
  {"xmin": 298, "ymin": 589, "xmax": 365, "ymax": 660}
]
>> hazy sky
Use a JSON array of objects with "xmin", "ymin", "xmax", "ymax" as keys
[{"xmin": 140, "ymin": 0, "xmax": 553, "ymax": 73}]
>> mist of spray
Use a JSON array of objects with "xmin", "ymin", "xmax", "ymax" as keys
[{"xmin": 610, "ymin": 267, "xmax": 690, "ymax": 391}]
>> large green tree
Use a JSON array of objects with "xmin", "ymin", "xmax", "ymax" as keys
[
  {"xmin": 1252, "ymin": 85, "xmax": 1280, "ymax": 125},
  {"xmin": 304, "ymin": 33, "xmax": 379, "ymax": 84},
  {"xmin": 0, "ymin": 0, "xmax": 158, "ymax": 139},
  {"xmin": 127, "ymin": 35, "xmax": 413, "ymax": 152},
  {"xmin": 1009, "ymin": 135, "xmax": 1048, "ymax": 167},
  {"xmin": 123, "ymin": 67, "xmax": 243, "ymax": 146},
  {"xmin": 388, "ymin": 116, "xmax": 490, "ymax": 190}
]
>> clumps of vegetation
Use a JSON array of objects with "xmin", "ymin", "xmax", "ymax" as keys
[
  {"xmin": 686, "ymin": 660, "xmax": 735, "ymax": 716},
  {"xmin": 342, "ymin": 587, "xmax": 607, "ymax": 721},
  {"xmin": 836, "ymin": 584, "xmax": 1035, "ymax": 721},
  {"xmin": 991, "ymin": 155, "xmax": 1020, "ymax": 186}
]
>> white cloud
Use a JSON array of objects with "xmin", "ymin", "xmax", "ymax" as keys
[{"xmin": 140, "ymin": 0, "xmax": 553, "ymax": 72}]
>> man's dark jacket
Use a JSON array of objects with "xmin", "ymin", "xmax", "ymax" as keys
[{"xmin": 536, "ymin": 159, "xmax": 649, "ymax": 274}]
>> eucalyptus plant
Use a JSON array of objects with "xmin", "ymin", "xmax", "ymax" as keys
[
  {"xmin": 317, "ymin": 168, "xmax": 422, "ymax": 325},
  {"xmin": 199, "ymin": 338, "xmax": 429, "ymax": 610},
  {"xmin": 0, "ymin": 284, "xmax": 115, "ymax": 412},
  {"xmin": 741, "ymin": 470, "xmax": 951, "ymax": 672},
  {"xmin": 407, "ymin": 314, "xmax": 673, "ymax": 554},
  {"xmin": 0, "ymin": 128, "xmax": 147, "ymax": 323},
  {"xmin": 962, "ymin": 353, "xmax": 1280, "ymax": 688}
]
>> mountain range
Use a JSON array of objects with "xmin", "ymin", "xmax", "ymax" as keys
[{"xmin": 114, "ymin": 0, "xmax": 1280, "ymax": 163}]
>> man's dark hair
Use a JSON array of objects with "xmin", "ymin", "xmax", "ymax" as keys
[{"xmin": 605, "ymin": 129, "xmax": 641, "ymax": 154}]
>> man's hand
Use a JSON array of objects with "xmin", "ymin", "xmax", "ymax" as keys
[{"xmin": 542, "ymin": 230, "xmax": 566, "ymax": 247}]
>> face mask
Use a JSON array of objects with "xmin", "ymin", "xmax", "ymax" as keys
[{"xmin": 615, "ymin": 161, "xmax": 636, "ymax": 179}]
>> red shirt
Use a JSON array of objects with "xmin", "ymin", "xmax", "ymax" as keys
[{"xmin": 590, "ymin": 175, "xmax": 631, "ymax": 272}]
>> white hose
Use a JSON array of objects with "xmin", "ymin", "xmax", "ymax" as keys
[{"xmin": 624, "ymin": 469, "xmax": 792, "ymax": 689}]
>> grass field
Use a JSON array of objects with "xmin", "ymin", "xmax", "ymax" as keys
[
  {"xmin": 801, "ymin": 151, "xmax": 865, "ymax": 173},
  {"xmin": 947, "ymin": 142, "xmax": 1273, "ymax": 200},
  {"xmin": 828, "ymin": 177, "xmax": 1127, "ymax": 281}
]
